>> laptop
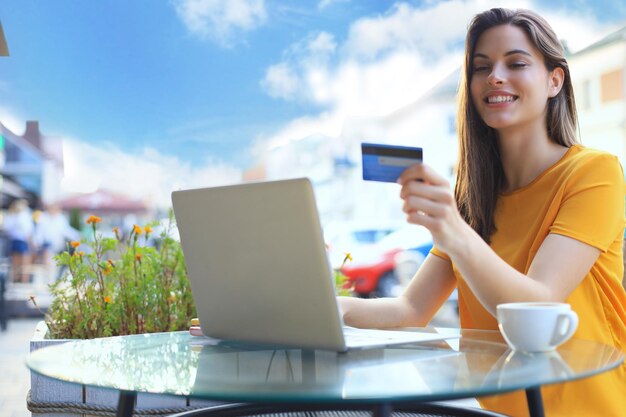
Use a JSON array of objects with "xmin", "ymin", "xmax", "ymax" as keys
[{"xmin": 171, "ymin": 178, "xmax": 456, "ymax": 352}]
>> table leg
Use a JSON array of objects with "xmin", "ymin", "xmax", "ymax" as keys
[
  {"xmin": 373, "ymin": 402, "xmax": 393, "ymax": 417},
  {"xmin": 116, "ymin": 390, "xmax": 136, "ymax": 417},
  {"xmin": 525, "ymin": 387, "xmax": 545, "ymax": 417}
]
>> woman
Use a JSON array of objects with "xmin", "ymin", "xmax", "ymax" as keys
[{"xmin": 339, "ymin": 8, "xmax": 626, "ymax": 417}]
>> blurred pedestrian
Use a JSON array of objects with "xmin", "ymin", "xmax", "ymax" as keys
[
  {"xmin": 3, "ymin": 199, "xmax": 34, "ymax": 283},
  {"xmin": 33, "ymin": 204, "xmax": 80, "ymax": 276}
]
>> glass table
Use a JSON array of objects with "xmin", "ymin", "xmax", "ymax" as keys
[{"xmin": 26, "ymin": 328, "xmax": 624, "ymax": 417}]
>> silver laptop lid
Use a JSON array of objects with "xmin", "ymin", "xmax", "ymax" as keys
[{"xmin": 172, "ymin": 178, "xmax": 347, "ymax": 351}]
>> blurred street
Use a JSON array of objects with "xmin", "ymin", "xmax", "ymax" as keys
[{"xmin": 0, "ymin": 317, "xmax": 40, "ymax": 417}]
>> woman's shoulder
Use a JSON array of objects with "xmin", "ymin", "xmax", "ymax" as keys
[
  {"xmin": 568, "ymin": 144, "xmax": 618, "ymax": 161},
  {"xmin": 564, "ymin": 145, "xmax": 622, "ymax": 173}
]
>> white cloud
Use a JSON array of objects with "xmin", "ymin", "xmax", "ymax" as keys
[
  {"xmin": 308, "ymin": 31, "xmax": 337, "ymax": 55},
  {"xmin": 172, "ymin": 0, "xmax": 267, "ymax": 47},
  {"xmin": 261, "ymin": 62, "xmax": 299, "ymax": 100},
  {"xmin": 261, "ymin": 31, "xmax": 337, "ymax": 102},
  {"xmin": 342, "ymin": 1, "xmax": 480, "ymax": 60},
  {"xmin": 61, "ymin": 138, "xmax": 241, "ymax": 209}
]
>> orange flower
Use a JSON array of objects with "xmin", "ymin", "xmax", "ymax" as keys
[
  {"xmin": 104, "ymin": 295, "xmax": 112, "ymax": 304},
  {"xmin": 133, "ymin": 225, "xmax": 143, "ymax": 235},
  {"xmin": 144, "ymin": 225, "xmax": 153, "ymax": 234},
  {"xmin": 70, "ymin": 241, "xmax": 81, "ymax": 248},
  {"xmin": 135, "ymin": 253, "xmax": 142, "ymax": 261},
  {"xmin": 112, "ymin": 226, "xmax": 120, "ymax": 239},
  {"xmin": 86, "ymin": 215, "xmax": 102, "ymax": 225},
  {"xmin": 77, "ymin": 251, "xmax": 84, "ymax": 257}
]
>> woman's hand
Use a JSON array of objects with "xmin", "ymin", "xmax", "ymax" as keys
[{"xmin": 397, "ymin": 163, "xmax": 470, "ymax": 256}]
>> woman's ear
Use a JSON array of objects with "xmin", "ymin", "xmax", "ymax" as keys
[{"xmin": 548, "ymin": 67, "xmax": 565, "ymax": 98}]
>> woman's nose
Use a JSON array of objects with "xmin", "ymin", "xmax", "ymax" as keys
[{"xmin": 487, "ymin": 64, "xmax": 505, "ymax": 85}]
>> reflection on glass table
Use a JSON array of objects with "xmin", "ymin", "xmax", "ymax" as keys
[{"xmin": 26, "ymin": 328, "xmax": 624, "ymax": 417}]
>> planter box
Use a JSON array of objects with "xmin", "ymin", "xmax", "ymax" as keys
[{"xmin": 29, "ymin": 321, "xmax": 222, "ymax": 417}]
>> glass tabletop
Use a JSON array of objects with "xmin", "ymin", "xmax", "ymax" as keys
[{"xmin": 26, "ymin": 328, "xmax": 624, "ymax": 404}]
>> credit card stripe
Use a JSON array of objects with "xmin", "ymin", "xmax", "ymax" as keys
[
  {"xmin": 362, "ymin": 143, "xmax": 423, "ymax": 159},
  {"xmin": 378, "ymin": 156, "xmax": 420, "ymax": 167}
]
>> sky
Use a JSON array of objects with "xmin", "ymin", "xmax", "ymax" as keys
[{"xmin": 1, "ymin": 0, "xmax": 625, "ymax": 208}]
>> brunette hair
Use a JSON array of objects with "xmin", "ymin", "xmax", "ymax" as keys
[{"xmin": 455, "ymin": 8, "xmax": 578, "ymax": 242}]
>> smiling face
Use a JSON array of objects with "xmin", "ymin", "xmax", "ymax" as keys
[{"xmin": 469, "ymin": 24, "xmax": 563, "ymax": 133}]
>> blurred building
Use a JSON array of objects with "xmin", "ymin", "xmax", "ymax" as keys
[
  {"xmin": 0, "ymin": 120, "xmax": 64, "ymax": 209},
  {"xmin": 569, "ymin": 26, "xmax": 626, "ymax": 164}
]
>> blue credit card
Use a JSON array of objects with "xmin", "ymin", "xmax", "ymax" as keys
[{"xmin": 362, "ymin": 143, "xmax": 423, "ymax": 183}]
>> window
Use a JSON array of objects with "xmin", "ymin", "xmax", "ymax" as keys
[{"xmin": 600, "ymin": 69, "xmax": 624, "ymax": 103}]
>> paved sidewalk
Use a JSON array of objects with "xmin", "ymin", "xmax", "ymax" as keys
[{"xmin": 0, "ymin": 317, "xmax": 40, "ymax": 417}]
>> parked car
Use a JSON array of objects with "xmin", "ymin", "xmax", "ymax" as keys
[{"xmin": 341, "ymin": 225, "xmax": 432, "ymax": 297}]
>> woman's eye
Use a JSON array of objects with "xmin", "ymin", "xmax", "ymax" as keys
[
  {"xmin": 510, "ymin": 62, "xmax": 528, "ymax": 69},
  {"xmin": 472, "ymin": 66, "xmax": 489, "ymax": 73}
]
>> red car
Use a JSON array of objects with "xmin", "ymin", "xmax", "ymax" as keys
[
  {"xmin": 341, "ymin": 247, "xmax": 403, "ymax": 297},
  {"xmin": 340, "ymin": 225, "xmax": 433, "ymax": 298}
]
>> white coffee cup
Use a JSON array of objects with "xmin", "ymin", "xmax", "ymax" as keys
[{"xmin": 496, "ymin": 302, "xmax": 578, "ymax": 352}]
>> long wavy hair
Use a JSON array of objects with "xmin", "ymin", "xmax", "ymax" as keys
[{"xmin": 455, "ymin": 8, "xmax": 579, "ymax": 243}]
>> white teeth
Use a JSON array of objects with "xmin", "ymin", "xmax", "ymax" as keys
[{"xmin": 487, "ymin": 95, "xmax": 515, "ymax": 103}]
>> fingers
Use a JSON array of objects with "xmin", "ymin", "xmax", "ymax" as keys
[
  {"xmin": 402, "ymin": 195, "xmax": 447, "ymax": 218},
  {"xmin": 397, "ymin": 163, "xmax": 449, "ymax": 187},
  {"xmin": 398, "ymin": 164, "xmax": 456, "ymax": 230},
  {"xmin": 405, "ymin": 209, "xmax": 438, "ymax": 228},
  {"xmin": 400, "ymin": 179, "xmax": 454, "ymax": 205}
]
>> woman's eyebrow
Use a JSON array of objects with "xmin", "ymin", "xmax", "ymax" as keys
[
  {"xmin": 472, "ymin": 49, "xmax": 533, "ymax": 60},
  {"xmin": 505, "ymin": 49, "xmax": 532, "ymax": 57}
]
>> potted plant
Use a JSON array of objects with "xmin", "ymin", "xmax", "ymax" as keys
[{"xmin": 28, "ymin": 213, "xmax": 217, "ymax": 416}]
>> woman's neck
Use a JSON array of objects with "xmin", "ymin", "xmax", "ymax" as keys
[{"xmin": 497, "ymin": 125, "xmax": 569, "ymax": 193}]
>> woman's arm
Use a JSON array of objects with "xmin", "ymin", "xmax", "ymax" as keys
[
  {"xmin": 397, "ymin": 163, "xmax": 601, "ymax": 316},
  {"xmin": 447, "ymin": 227, "xmax": 598, "ymax": 315},
  {"xmin": 339, "ymin": 253, "xmax": 457, "ymax": 328}
]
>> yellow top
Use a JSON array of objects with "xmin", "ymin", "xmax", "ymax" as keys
[{"xmin": 432, "ymin": 145, "xmax": 626, "ymax": 417}]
